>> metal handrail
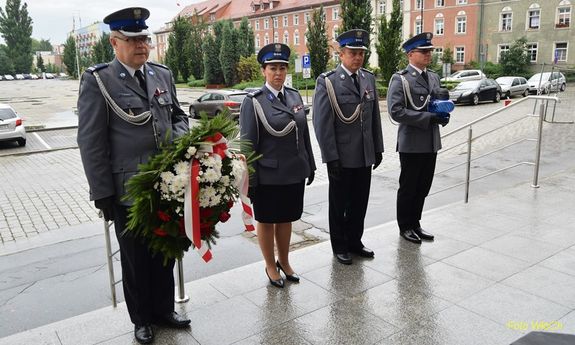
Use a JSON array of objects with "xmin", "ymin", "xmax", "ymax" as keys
[{"xmin": 431, "ymin": 95, "xmax": 560, "ymax": 202}]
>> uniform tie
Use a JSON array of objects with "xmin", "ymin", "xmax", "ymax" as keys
[
  {"xmin": 351, "ymin": 73, "xmax": 360, "ymax": 92},
  {"xmin": 135, "ymin": 69, "xmax": 147, "ymax": 92},
  {"xmin": 421, "ymin": 70, "xmax": 429, "ymax": 85},
  {"xmin": 277, "ymin": 91, "xmax": 286, "ymax": 106}
]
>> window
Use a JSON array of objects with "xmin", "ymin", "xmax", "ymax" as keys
[
  {"xmin": 500, "ymin": 8, "xmax": 513, "ymax": 31},
  {"xmin": 294, "ymin": 30, "xmax": 300, "ymax": 45},
  {"xmin": 210, "ymin": 14, "xmax": 216, "ymax": 22},
  {"xmin": 255, "ymin": 35, "xmax": 260, "ymax": 49},
  {"xmin": 294, "ymin": 14, "xmax": 299, "ymax": 26},
  {"xmin": 283, "ymin": 16, "xmax": 288, "ymax": 27},
  {"xmin": 333, "ymin": 25, "xmax": 339, "ymax": 40},
  {"xmin": 416, "ymin": 0, "xmax": 422, "ymax": 10},
  {"xmin": 273, "ymin": 17, "xmax": 278, "ymax": 28},
  {"xmin": 455, "ymin": 46, "xmax": 465, "ymax": 63},
  {"xmin": 379, "ymin": 1, "xmax": 386, "ymax": 14},
  {"xmin": 264, "ymin": 18, "xmax": 269, "ymax": 29},
  {"xmin": 457, "ymin": 0, "xmax": 467, "ymax": 4},
  {"xmin": 436, "ymin": 0, "xmax": 445, "ymax": 7},
  {"xmin": 264, "ymin": 33, "xmax": 269, "ymax": 45},
  {"xmin": 528, "ymin": 5, "xmax": 540, "ymax": 29},
  {"xmin": 274, "ymin": 31, "xmax": 278, "ymax": 43},
  {"xmin": 255, "ymin": 20, "xmax": 260, "ymax": 31},
  {"xmin": 557, "ymin": 2, "xmax": 571, "ymax": 28},
  {"xmin": 283, "ymin": 31, "xmax": 289, "ymax": 44},
  {"xmin": 333, "ymin": 51, "xmax": 340, "ymax": 62},
  {"xmin": 305, "ymin": 29, "xmax": 309, "ymax": 44},
  {"xmin": 415, "ymin": 17, "xmax": 422, "ymax": 35},
  {"xmin": 333, "ymin": 7, "xmax": 339, "ymax": 20},
  {"xmin": 498, "ymin": 44, "xmax": 510, "ymax": 62},
  {"xmin": 305, "ymin": 12, "xmax": 310, "ymax": 23},
  {"xmin": 435, "ymin": 17, "xmax": 444, "ymax": 35},
  {"xmin": 434, "ymin": 47, "xmax": 443, "ymax": 60},
  {"xmin": 456, "ymin": 13, "xmax": 467, "ymax": 33},
  {"xmin": 555, "ymin": 42, "xmax": 568, "ymax": 61},
  {"xmin": 527, "ymin": 43, "xmax": 538, "ymax": 62}
]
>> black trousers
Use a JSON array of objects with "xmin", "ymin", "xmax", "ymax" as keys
[
  {"xmin": 328, "ymin": 166, "xmax": 371, "ymax": 254},
  {"xmin": 397, "ymin": 152, "xmax": 437, "ymax": 231},
  {"xmin": 114, "ymin": 205, "xmax": 175, "ymax": 326}
]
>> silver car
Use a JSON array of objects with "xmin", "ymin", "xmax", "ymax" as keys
[
  {"xmin": 527, "ymin": 72, "xmax": 567, "ymax": 94},
  {"xmin": 495, "ymin": 77, "xmax": 529, "ymax": 98},
  {"xmin": 0, "ymin": 104, "xmax": 26, "ymax": 147},
  {"xmin": 189, "ymin": 90, "xmax": 248, "ymax": 119}
]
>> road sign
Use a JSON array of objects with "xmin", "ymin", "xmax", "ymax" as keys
[
  {"xmin": 285, "ymin": 74, "xmax": 293, "ymax": 87},
  {"xmin": 303, "ymin": 68, "xmax": 311, "ymax": 79},
  {"xmin": 303, "ymin": 54, "xmax": 311, "ymax": 68},
  {"xmin": 294, "ymin": 58, "xmax": 302, "ymax": 73}
]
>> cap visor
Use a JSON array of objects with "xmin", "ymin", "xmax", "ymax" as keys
[
  {"xmin": 262, "ymin": 59, "xmax": 289, "ymax": 64},
  {"xmin": 344, "ymin": 45, "xmax": 368, "ymax": 50},
  {"xmin": 118, "ymin": 29, "xmax": 150, "ymax": 37},
  {"xmin": 417, "ymin": 45, "xmax": 435, "ymax": 50}
]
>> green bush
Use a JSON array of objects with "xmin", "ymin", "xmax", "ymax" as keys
[
  {"xmin": 440, "ymin": 81, "xmax": 460, "ymax": 90},
  {"xmin": 187, "ymin": 79, "xmax": 206, "ymax": 87},
  {"xmin": 232, "ymin": 79, "xmax": 264, "ymax": 90},
  {"xmin": 376, "ymin": 84, "xmax": 387, "ymax": 98},
  {"xmin": 562, "ymin": 68, "xmax": 575, "ymax": 82},
  {"xmin": 292, "ymin": 77, "xmax": 316, "ymax": 90}
]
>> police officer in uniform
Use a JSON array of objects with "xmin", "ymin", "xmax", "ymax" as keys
[
  {"xmin": 77, "ymin": 7, "xmax": 190, "ymax": 344},
  {"xmin": 387, "ymin": 32, "xmax": 449, "ymax": 245},
  {"xmin": 313, "ymin": 29, "xmax": 384, "ymax": 265},
  {"xmin": 240, "ymin": 43, "xmax": 316, "ymax": 288}
]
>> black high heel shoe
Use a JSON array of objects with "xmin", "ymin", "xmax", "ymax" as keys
[
  {"xmin": 276, "ymin": 261, "xmax": 300, "ymax": 282},
  {"xmin": 265, "ymin": 267, "xmax": 284, "ymax": 288}
]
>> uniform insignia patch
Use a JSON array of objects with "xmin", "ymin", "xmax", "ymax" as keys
[
  {"xmin": 148, "ymin": 69, "xmax": 154, "ymax": 76},
  {"xmin": 119, "ymin": 72, "xmax": 126, "ymax": 78},
  {"xmin": 340, "ymin": 74, "xmax": 345, "ymax": 80}
]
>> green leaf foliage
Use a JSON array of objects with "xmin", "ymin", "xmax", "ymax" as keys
[
  {"xmin": 340, "ymin": 0, "xmax": 373, "ymax": 67},
  {"xmin": 306, "ymin": 6, "xmax": 330, "ymax": 79},
  {"xmin": 0, "ymin": 0, "xmax": 33, "ymax": 73},
  {"xmin": 499, "ymin": 37, "xmax": 531, "ymax": 77},
  {"xmin": 376, "ymin": 0, "xmax": 403, "ymax": 85},
  {"xmin": 91, "ymin": 33, "xmax": 114, "ymax": 64},
  {"xmin": 62, "ymin": 35, "xmax": 78, "ymax": 78},
  {"xmin": 219, "ymin": 21, "xmax": 240, "ymax": 87}
]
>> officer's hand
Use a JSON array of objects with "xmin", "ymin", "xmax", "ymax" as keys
[
  {"xmin": 431, "ymin": 114, "xmax": 450, "ymax": 127},
  {"xmin": 95, "ymin": 196, "xmax": 115, "ymax": 221},
  {"xmin": 247, "ymin": 186, "xmax": 257, "ymax": 201},
  {"xmin": 327, "ymin": 160, "xmax": 341, "ymax": 180},
  {"xmin": 306, "ymin": 171, "xmax": 315, "ymax": 186},
  {"xmin": 373, "ymin": 152, "xmax": 383, "ymax": 170}
]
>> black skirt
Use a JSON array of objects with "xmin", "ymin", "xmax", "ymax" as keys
[{"xmin": 253, "ymin": 182, "xmax": 305, "ymax": 223}]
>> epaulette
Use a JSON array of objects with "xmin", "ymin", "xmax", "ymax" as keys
[
  {"xmin": 284, "ymin": 85, "xmax": 297, "ymax": 92},
  {"xmin": 86, "ymin": 63, "xmax": 109, "ymax": 73},
  {"xmin": 361, "ymin": 68, "xmax": 374, "ymax": 75},
  {"xmin": 397, "ymin": 69, "xmax": 408, "ymax": 75},
  {"xmin": 247, "ymin": 89, "xmax": 263, "ymax": 98},
  {"xmin": 147, "ymin": 61, "xmax": 169, "ymax": 70},
  {"xmin": 320, "ymin": 70, "xmax": 335, "ymax": 78}
]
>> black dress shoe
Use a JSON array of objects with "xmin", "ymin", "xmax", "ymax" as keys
[
  {"xmin": 400, "ymin": 229, "xmax": 422, "ymax": 244},
  {"xmin": 155, "ymin": 311, "xmax": 190, "ymax": 328},
  {"xmin": 414, "ymin": 227, "xmax": 434, "ymax": 240},
  {"xmin": 351, "ymin": 247, "xmax": 375, "ymax": 258},
  {"xmin": 276, "ymin": 261, "xmax": 300, "ymax": 282},
  {"xmin": 134, "ymin": 324, "xmax": 154, "ymax": 344},
  {"xmin": 334, "ymin": 253, "xmax": 352, "ymax": 265},
  {"xmin": 265, "ymin": 267, "xmax": 285, "ymax": 288}
]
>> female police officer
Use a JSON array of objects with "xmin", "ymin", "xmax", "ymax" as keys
[{"xmin": 240, "ymin": 43, "xmax": 315, "ymax": 288}]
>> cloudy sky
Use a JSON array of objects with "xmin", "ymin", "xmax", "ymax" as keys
[{"xmin": 0, "ymin": 0, "xmax": 203, "ymax": 44}]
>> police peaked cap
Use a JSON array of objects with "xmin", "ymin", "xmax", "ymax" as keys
[
  {"xmin": 336, "ymin": 29, "xmax": 369, "ymax": 50},
  {"xmin": 402, "ymin": 32, "xmax": 434, "ymax": 53},
  {"xmin": 257, "ymin": 43, "xmax": 291, "ymax": 65},
  {"xmin": 104, "ymin": 7, "xmax": 150, "ymax": 37}
]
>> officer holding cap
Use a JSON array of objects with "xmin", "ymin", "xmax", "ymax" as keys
[
  {"xmin": 77, "ymin": 7, "xmax": 189, "ymax": 344},
  {"xmin": 240, "ymin": 43, "xmax": 316, "ymax": 288},
  {"xmin": 313, "ymin": 29, "xmax": 384, "ymax": 265},
  {"xmin": 387, "ymin": 32, "xmax": 449, "ymax": 245}
]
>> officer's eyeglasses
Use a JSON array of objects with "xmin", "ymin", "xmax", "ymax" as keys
[
  {"xmin": 115, "ymin": 35, "xmax": 151, "ymax": 45},
  {"xmin": 412, "ymin": 49, "xmax": 433, "ymax": 55}
]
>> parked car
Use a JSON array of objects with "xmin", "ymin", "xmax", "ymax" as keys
[
  {"xmin": 29, "ymin": 74, "xmax": 39, "ymax": 80},
  {"xmin": 44, "ymin": 73, "xmax": 55, "ymax": 79},
  {"xmin": 441, "ymin": 69, "xmax": 486, "ymax": 82},
  {"xmin": 189, "ymin": 90, "xmax": 248, "ymax": 119},
  {"xmin": 0, "ymin": 104, "xmax": 26, "ymax": 147},
  {"xmin": 243, "ymin": 87, "xmax": 311, "ymax": 115},
  {"xmin": 449, "ymin": 78, "xmax": 502, "ymax": 105},
  {"xmin": 3, "ymin": 74, "xmax": 14, "ymax": 81},
  {"xmin": 495, "ymin": 76, "xmax": 529, "ymax": 98},
  {"xmin": 527, "ymin": 72, "xmax": 566, "ymax": 94},
  {"xmin": 15, "ymin": 74, "xmax": 25, "ymax": 80}
]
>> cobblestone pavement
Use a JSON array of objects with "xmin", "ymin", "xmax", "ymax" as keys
[{"xmin": 0, "ymin": 79, "xmax": 572, "ymax": 244}]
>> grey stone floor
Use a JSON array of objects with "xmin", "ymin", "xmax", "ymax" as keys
[{"xmin": 1, "ymin": 167, "xmax": 574, "ymax": 345}]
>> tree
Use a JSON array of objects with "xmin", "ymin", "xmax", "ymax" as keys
[
  {"xmin": 203, "ymin": 34, "xmax": 223, "ymax": 84},
  {"xmin": 237, "ymin": 17, "xmax": 254, "ymax": 58},
  {"xmin": 36, "ymin": 53, "xmax": 44, "ymax": 71},
  {"xmin": 499, "ymin": 37, "xmax": 531, "ymax": 77},
  {"xmin": 306, "ymin": 6, "xmax": 330, "ymax": 79},
  {"xmin": 165, "ymin": 16, "xmax": 193, "ymax": 82},
  {"xmin": 0, "ymin": 0, "xmax": 33, "ymax": 73},
  {"xmin": 219, "ymin": 21, "xmax": 240, "ymax": 86},
  {"xmin": 0, "ymin": 46, "xmax": 14, "ymax": 75},
  {"xmin": 340, "ymin": 0, "xmax": 373, "ymax": 67},
  {"xmin": 236, "ymin": 55, "xmax": 260, "ymax": 82},
  {"xmin": 376, "ymin": 0, "xmax": 403, "ymax": 85},
  {"xmin": 62, "ymin": 35, "xmax": 78, "ymax": 78},
  {"xmin": 187, "ymin": 11, "xmax": 207, "ymax": 80},
  {"xmin": 442, "ymin": 47, "xmax": 455, "ymax": 64},
  {"xmin": 91, "ymin": 33, "xmax": 114, "ymax": 64},
  {"xmin": 31, "ymin": 38, "xmax": 52, "ymax": 52}
]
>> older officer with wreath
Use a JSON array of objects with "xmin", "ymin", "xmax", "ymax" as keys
[
  {"xmin": 313, "ymin": 29, "xmax": 384, "ymax": 265},
  {"xmin": 240, "ymin": 43, "xmax": 316, "ymax": 288},
  {"xmin": 387, "ymin": 32, "xmax": 450, "ymax": 245},
  {"xmin": 77, "ymin": 7, "xmax": 190, "ymax": 344}
]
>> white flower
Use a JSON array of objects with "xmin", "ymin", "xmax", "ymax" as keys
[
  {"xmin": 174, "ymin": 161, "xmax": 189, "ymax": 176},
  {"xmin": 231, "ymin": 159, "xmax": 245, "ymax": 178},
  {"xmin": 187, "ymin": 146, "xmax": 197, "ymax": 156},
  {"xmin": 220, "ymin": 176, "xmax": 230, "ymax": 186},
  {"xmin": 202, "ymin": 168, "xmax": 221, "ymax": 183}
]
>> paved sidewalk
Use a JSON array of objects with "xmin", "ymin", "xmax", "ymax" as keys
[{"xmin": 1, "ymin": 166, "xmax": 574, "ymax": 345}]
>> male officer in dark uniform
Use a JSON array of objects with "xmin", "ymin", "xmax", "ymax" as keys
[
  {"xmin": 387, "ymin": 32, "xmax": 449, "ymax": 244},
  {"xmin": 313, "ymin": 29, "xmax": 384, "ymax": 265},
  {"xmin": 77, "ymin": 7, "xmax": 190, "ymax": 344}
]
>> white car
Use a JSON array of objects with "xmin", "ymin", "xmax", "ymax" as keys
[
  {"xmin": 527, "ymin": 72, "xmax": 566, "ymax": 94},
  {"xmin": 0, "ymin": 104, "xmax": 26, "ymax": 147},
  {"xmin": 441, "ymin": 69, "xmax": 486, "ymax": 82},
  {"xmin": 495, "ymin": 76, "xmax": 529, "ymax": 98},
  {"xmin": 3, "ymin": 74, "xmax": 14, "ymax": 80},
  {"xmin": 15, "ymin": 74, "xmax": 25, "ymax": 80}
]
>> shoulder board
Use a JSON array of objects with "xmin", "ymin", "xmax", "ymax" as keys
[
  {"xmin": 320, "ymin": 70, "xmax": 335, "ymax": 78},
  {"xmin": 86, "ymin": 63, "xmax": 109, "ymax": 73},
  {"xmin": 284, "ymin": 85, "xmax": 297, "ymax": 92},
  {"xmin": 147, "ymin": 61, "xmax": 169, "ymax": 70},
  {"xmin": 397, "ymin": 69, "xmax": 408, "ymax": 75},
  {"xmin": 247, "ymin": 89, "xmax": 263, "ymax": 98},
  {"xmin": 361, "ymin": 68, "xmax": 374, "ymax": 75}
]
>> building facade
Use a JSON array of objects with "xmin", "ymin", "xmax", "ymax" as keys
[{"xmin": 69, "ymin": 22, "xmax": 110, "ymax": 56}]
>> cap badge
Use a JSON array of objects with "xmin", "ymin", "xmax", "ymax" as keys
[
  {"xmin": 274, "ymin": 44, "xmax": 281, "ymax": 52},
  {"xmin": 134, "ymin": 9, "xmax": 142, "ymax": 19},
  {"xmin": 356, "ymin": 31, "xmax": 362, "ymax": 38},
  {"xmin": 426, "ymin": 33, "xmax": 432, "ymax": 39}
]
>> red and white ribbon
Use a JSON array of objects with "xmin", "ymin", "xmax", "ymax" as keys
[{"xmin": 236, "ymin": 154, "xmax": 255, "ymax": 232}]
